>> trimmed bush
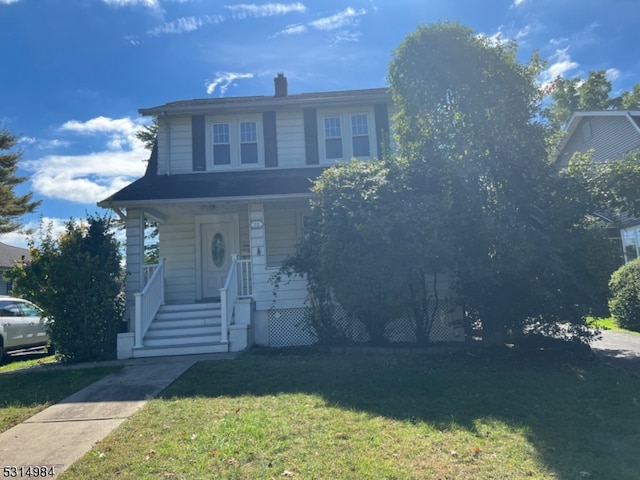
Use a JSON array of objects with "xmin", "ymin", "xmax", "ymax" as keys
[{"xmin": 609, "ymin": 259, "xmax": 640, "ymax": 332}]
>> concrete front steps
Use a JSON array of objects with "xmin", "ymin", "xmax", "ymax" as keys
[{"xmin": 132, "ymin": 302, "xmax": 229, "ymax": 358}]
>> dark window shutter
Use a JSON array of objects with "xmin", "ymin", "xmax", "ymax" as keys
[
  {"xmin": 263, "ymin": 111, "xmax": 278, "ymax": 168},
  {"xmin": 192, "ymin": 115, "xmax": 206, "ymax": 171},
  {"xmin": 303, "ymin": 108, "xmax": 319, "ymax": 165},
  {"xmin": 374, "ymin": 103, "xmax": 390, "ymax": 159}
]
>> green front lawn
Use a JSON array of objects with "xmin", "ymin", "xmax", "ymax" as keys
[
  {"xmin": 0, "ymin": 363, "xmax": 122, "ymax": 433},
  {"xmin": 62, "ymin": 348, "xmax": 640, "ymax": 479},
  {"xmin": 588, "ymin": 316, "xmax": 640, "ymax": 334}
]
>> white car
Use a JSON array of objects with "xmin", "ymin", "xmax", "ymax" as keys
[{"xmin": 0, "ymin": 295, "xmax": 51, "ymax": 360}]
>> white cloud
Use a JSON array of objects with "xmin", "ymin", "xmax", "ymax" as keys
[
  {"xmin": 225, "ymin": 2, "xmax": 307, "ymax": 19},
  {"xmin": 205, "ymin": 72, "xmax": 254, "ymax": 96},
  {"xmin": 0, "ymin": 217, "xmax": 71, "ymax": 250},
  {"xmin": 102, "ymin": 0, "xmax": 159, "ymax": 7},
  {"xmin": 606, "ymin": 68, "xmax": 621, "ymax": 82},
  {"xmin": 21, "ymin": 116, "xmax": 148, "ymax": 205},
  {"xmin": 539, "ymin": 47, "xmax": 579, "ymax": 87},
  {"xmin": 146, "ymin": 15, "xmax": 224, "ymax": 36},
  {"xmin": 309, "ymin": 7, "xmax": 366, "ymax": 31},
  {"xmin": 19, "ymin": 136, "xmax": 71, "ymax": 150},
  {"xmin": 512, "ymin": 0, "xmax": 528, "ymax": 6},
  {"xmin": 277, "ymin": 24, "xmax": 308, "ymax": 35},
  {"xmin": 0, "ymin": 0, "xmax": 20, "ymax": 4},
  {"xmin": 330, "ymin": 30, "xmax": 362, "ymax": 44}
]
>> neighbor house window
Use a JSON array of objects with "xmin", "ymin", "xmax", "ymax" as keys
[
  {"xmin": 351, "ymin": 114, "xmax": 370, "ymax": 157},
  {"xmin": 324, "ymin": 116, "xmax": 343, "ymax": 159},
  {"xmin": 208, "ymin": 117, "xmax": 263, "ymax": 169},
  {"xmin": 622, "ymin": 226, "xmax": 640, "ymax": 262}
]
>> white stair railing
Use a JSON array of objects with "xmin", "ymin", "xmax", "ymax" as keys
[
  {"xmin": 219, "ymin": 254, "xmax": 238, "ymax": 344},
  {"xmin": 134, "ymin": 258, "xmax": 165, "ymax": 349}
]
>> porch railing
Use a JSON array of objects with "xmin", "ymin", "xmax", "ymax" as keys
[
  {"xmin": 219, "ymin": 254, "xmax": 238, "ymax": 344},
  {"xmin": 143, "ymin": 264, "xmax": 157, "ymax": 287},
  {"xmin": 134, "ymin": 258, "xmax": 165, "ymax": 349}
]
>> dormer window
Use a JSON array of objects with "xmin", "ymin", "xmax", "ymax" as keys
[
  {"xmin": 208, "ymin": 116, "xmax": 264, "ymax": 169},
  {"xmin": 240, "ymin": 121, "xmax": 259, "ymax": 164},
  {"xmin": 351, "ymin": 114, "xmax": 370, "ymax": 157},
  {"xmin": 324, "ymin": 117, "xmax": 343, "ymax": 159},
  {"xmin": 319, "ymin": 109, "xmax": 374, "ymax": 162},
  {"xmin": 213, "ymin": 123, "xmax": 231, "ymax": 165}
]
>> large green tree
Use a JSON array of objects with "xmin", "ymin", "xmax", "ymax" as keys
[
  {"xmin": 0, "ymin": 128, "xmax": 39, "ymax": 233},
  {"xmin": 388, "ymin": 22, "xmax": 608, "ymax": 343}
]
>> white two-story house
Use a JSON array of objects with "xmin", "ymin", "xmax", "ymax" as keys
[{"xmin": 100, "ymin": 74, "xmax": 461, "ymax": 359}]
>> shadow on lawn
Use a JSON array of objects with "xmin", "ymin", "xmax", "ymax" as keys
[{"xmin": 161, "ymin": 343, "xmax": 640, "ymax": 480}]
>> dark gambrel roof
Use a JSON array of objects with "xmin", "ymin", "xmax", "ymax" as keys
[{"xmin": 99, "ymin": 166, "xmax": 327, "ymax": 206}]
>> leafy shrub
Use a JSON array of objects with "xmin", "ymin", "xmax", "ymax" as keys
[
  {"xmin": 7, "ymin": 215, "xmax": 124, "ymax": 362},
  {"xmin": 609, "ymin": 259, "xmax": 640, "ymax": 332}
]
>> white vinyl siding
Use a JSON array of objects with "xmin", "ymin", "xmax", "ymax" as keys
[
  {"xmin": 159, "ymin": 215, "xmax": 196, "ymax": 304},
  {"xmin": 264, "ymin": 202, "xmax": 310, "ymax": 268},
  {"xmin": 158, "ymin": 116, "xmax": 192, "ymax": 175},
  {"xmin": 559, "ymin": 116, "xmax": 640, "ymax": 166},
  {"xmin": 276, "ymin": 111, "xmax": 305, "ymax": 168}
]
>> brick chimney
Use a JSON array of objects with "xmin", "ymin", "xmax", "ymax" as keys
[{"xmin": 274, "ymin": 73, "xmax": 288, "ymax": 97}]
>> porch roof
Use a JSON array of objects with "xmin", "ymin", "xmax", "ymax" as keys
[{"xmin": 98, "ymin": 166, "xmax": 327, "ymax": 207}]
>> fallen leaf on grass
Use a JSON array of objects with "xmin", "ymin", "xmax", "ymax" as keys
[
  {"xmin": 450, "ymin": 450, "xmax": 458, "ymax": 457},
  {"xmin": 282, "ymin": 470, "xmax": 295, "ymax": 477},
  {"xmin": 472, "ymin": 446, "xmax": 481, "ymax": 457}
]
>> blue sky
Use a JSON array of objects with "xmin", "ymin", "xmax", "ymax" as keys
[{"xmin": 1, "ymin": 0, "xmax": 639, "ymax": 248}]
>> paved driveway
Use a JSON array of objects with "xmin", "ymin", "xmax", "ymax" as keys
[{"xmin": 591, "ymin": 329, "xmax": 640, "ymax": 375}]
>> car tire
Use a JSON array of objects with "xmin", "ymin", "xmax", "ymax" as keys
[
  {"xmin": 0, "ymin": 340, "xmax": 5, "ymax": 365},
  {"xmin": 46, "ymin": 343, "xmax": 55, "ymax": 356}
]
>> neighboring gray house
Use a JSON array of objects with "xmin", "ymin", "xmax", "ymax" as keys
[
  {"xmin": 0, "ymin": 242, "xmax": 29, "ymax": 295},
  {"xmin": 100, "ymin": 75, "xmax": 463, "ymax": 359},
  {"xmin": 554, "ymin": 110, "xmax": 640, "ymax": 262}
]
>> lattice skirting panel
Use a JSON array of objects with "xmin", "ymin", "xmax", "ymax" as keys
[
  {"xmin": 268, "ymin": 308, "xmax": 317, "ymax": 347},
  {"xmin": 268, "ymin": 302, "xmax": 463, "ymax": 348}
]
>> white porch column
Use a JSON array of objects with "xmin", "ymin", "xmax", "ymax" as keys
[{"xmin": 124, "ymin": 208, "xmax": 145, "ymax": 331}]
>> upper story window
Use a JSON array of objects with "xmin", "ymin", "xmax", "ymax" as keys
[
  {"xmin": 351, "ymin": 114, "xmax": 370, "ymax": 157},
  {"xmin": 319, "ymin": 109, "xmax": 374, "ymax": 163},
  {"xmin": 208, "ymin": 116, "xmax": 263, "ymax": 169},
  {"xmin": 240, "ymin": 121, "xmax": 259, "ymax": 164},
  {"xmin": 324, "ymin": 117, "xmax": 343, "ymax": 159},
  {"xmin": 213, "ymin": 123, "xmax": 231, "ymax": 165}
]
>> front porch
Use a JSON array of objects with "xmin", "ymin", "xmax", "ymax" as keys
[
  {"xmin": 116, "ymin": 198, "xmax": 311, "ymax": 360},
  {"xmin": 118, "ymin": 255, "xmax": 255, "ymax": 359}
]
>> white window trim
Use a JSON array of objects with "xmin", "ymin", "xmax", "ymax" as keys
[
  {"xmin": 205, "ymin": 114, "xmax": 264, "ymax": 170},
  {"xmin": 317, "ymin": 107, "xmax": 375, "ymax": 164}
]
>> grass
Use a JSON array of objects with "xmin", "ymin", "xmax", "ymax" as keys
[
  {"xmin": 0, "ymin": 357, "xmax": 122, "ymax": 433},
  {"xmin": 0, "ymin": 353, "xmax": 58, "ymax": 374},
  {"xmin": 587, "ymin": 316, "xmax": 640, "ymax": 334},
  {"xmin": 61, "ymin": 346, "xmax": 640, "ymax": 480}
]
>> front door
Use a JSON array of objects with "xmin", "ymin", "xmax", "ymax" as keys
[{"xmin": 200, "ymin": 216, "xmax": 238, "ymax": 300}]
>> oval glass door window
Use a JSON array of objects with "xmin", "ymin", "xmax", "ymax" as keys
[{"xmin": 211, "ymin": 233, "xmax": 225, "ymax": 267}]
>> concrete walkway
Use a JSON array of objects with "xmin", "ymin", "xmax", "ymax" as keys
[
  {"xmin": 591, "ymin": 329, "xmax": 640, "ymax": 375},
  {"xmin": 0, "ymin": 353, "xmax": 234, "ymax": 477}
]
